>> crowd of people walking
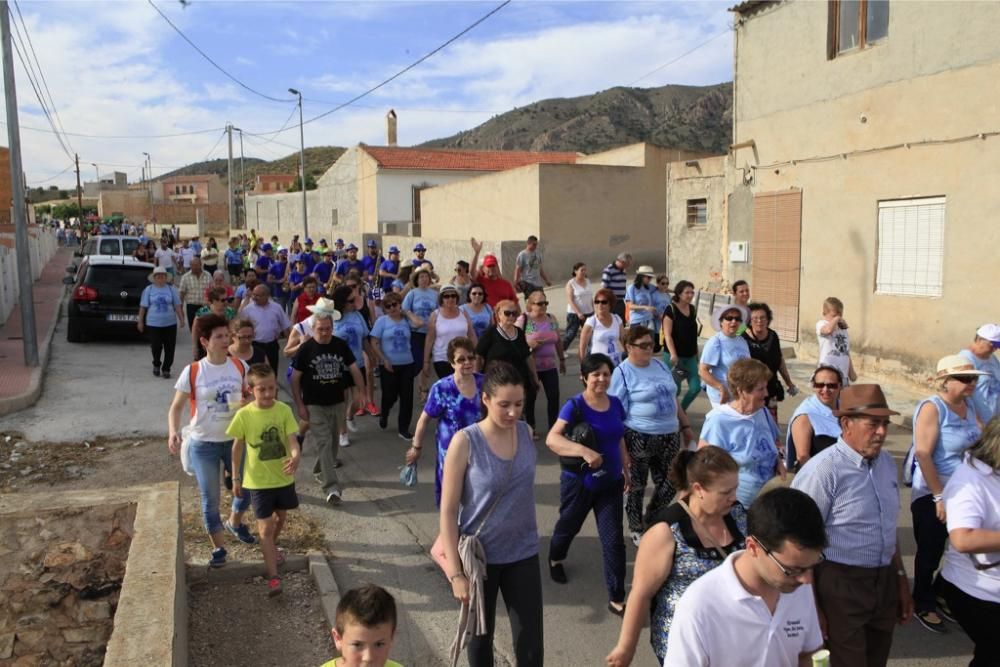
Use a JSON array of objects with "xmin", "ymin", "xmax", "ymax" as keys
[{"xmin": 147, "ymin": 227, "xmax": 1000, "ymax": 667}]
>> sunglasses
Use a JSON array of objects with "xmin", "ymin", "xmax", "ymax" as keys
[
  {"xmin": 470, "ymin": 292, "xmax": 484, "ymax": 297},
  {"xmin": 721, "ymin": 315, "xmax": 743, "ymax": 322},
  {"xmin": 594, "ymin": 299, "xmax": 609, "ymax": 305},
  {"xmin": 384, "ymin": 303, "xmax": 400, "ymax": 309},
  {"xmin": 532, "ymin": 301, "xmax": 549, "ymax": 306},
  {"xmin": 453, "ymin": 355, "xmax": 474, "ymax": 364},
  {"xmin": 658, "ymin": 281, "xmax": 669, "ymax": 286},
  {"xmin": 950, "ymin": 375, "xmax": 979, "ymax": 384},
  {"xmin": 502, "ymin": 310, "xmax": 518, "ymax": 317},
  {"xmin": 813, "ymin": 382, "xmax": 841, "ymax": 390},
  {"xmin": 629, "ymin": 342, "xmax": 654, "ymax": 350},
  {"xmin": 442, "ymin": 293, "xmax": 459, "ymax": 300}
]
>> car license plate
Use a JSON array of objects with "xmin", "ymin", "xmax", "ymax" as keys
[{"xmin": 107, "ymin": 313, "xmax": 137, "ymax": 322}]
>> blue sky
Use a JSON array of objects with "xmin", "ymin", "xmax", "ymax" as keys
[{"xmin": 7, "ymin": 0, "xmax": 733, "ymax": 189}]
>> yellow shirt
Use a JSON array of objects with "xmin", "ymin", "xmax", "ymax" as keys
[
  {"xmin": 319, "ymin": 660, "xmax": 403, "ymax": 667},
  {"xmin": 226, "ymin": 402, "xmax": 298, "ymax": 489}
]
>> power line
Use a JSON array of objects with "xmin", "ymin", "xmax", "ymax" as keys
[
  {"xmin": 0, "ymin": 119, "xmax": 227, "ymax": 139},
  {"xmin": 26, "ymin": 163, "xmax": 75, "ymax": 185},
  {"xmin": 198, "ymin": 129, "xmax": 228, "ymax": 163},
  {"xmin": 147, "ymin": 0, "xmax": 294, "ymax": 104},
  {"xmin": 628, "ymin": 26, "xmax": 731, "ymax": 86},
  {"xmin": 243, "ymin": 103, "xmax": 299, "ymax": 145}
]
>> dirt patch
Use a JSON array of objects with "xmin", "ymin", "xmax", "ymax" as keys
[
  {"xmin": 187, "ymin": 571, "xmax": 334, "ymax": 667},
  {"xmin": 0, "ymin": 431, "xmax": 118, "ymax": 491}
]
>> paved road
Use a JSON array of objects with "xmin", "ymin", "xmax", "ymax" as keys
[{"xmin": 0, "ymin": 296, "xmax": 973, "ymax": 666}]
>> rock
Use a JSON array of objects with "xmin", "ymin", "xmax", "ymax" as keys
[
  {"xmin": 82, "ymin": 441, "xmax": 90, "ymax": 448},
  {"xmin": 1, "ymin": 463, "xmax": 11, "ymax": 469},
  {"xmin": 42, "ymin": 542, "xmax": 88, "ymax": 568},
  {"xmin": 61, "ymin": 625, "xmax": 108, "ymax": 644},
  {"xmin": 13, "ymin": 441, "xmax": 28, "ymax": 450},
  {"xmin": 63, "ymin": 466, "xmax": 81, "ymax": 477},
  {"xmin": 0, "ymin": 632, "xmax": 13, "ymax": 659},
  {"xmin": 12, "ymin": 629, "xmax": 45, "ymax": 651},
  {"xmin": 77, "ymin": 600, "xmax": 111, "ymax": 622},
  {"xmin": 19, "ymin": 468, "xmax": 32, "ymax": 477},
  {"xmin": 9, "ymin": 453, "xmax": 21, "ymax": 462},
  {"xmin": 94, "ymin": 447, "xmax": 105, "ymax": 452}
]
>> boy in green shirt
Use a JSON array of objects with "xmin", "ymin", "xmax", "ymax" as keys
[{"xmin": 228, "ymin": 363, "xmax": 301, "ymax": 596}]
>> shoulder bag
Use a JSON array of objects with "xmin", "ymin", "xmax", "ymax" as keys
[{"xmin": 558, "ymin": 396, "xmax": 600, "ymax": 472}]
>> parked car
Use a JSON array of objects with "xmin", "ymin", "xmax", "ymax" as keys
[
  {"xmin": 65, "ymin": 258, "xmax": 155, "ymax": 343},
  {"xmin": 70, "ymin": 235, "xmax": 143, "ymax": 272}
]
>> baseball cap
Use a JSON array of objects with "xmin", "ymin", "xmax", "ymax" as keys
[
  {"xmin": 335, "ymin": 238, "xmax": 344, "ymax": 245},
  {"xmin": 388, "ymin": 245, "xmax": 399, "ymax": 254},
  {"xmin": 261, "ymin": 243, "xmax": 273, "ymax": 251},
  {"xmin": 366, "ymin": 239, "xmax": 377, "ymax": 248},
  {"xmin": 346, "ymin": 243, "xmax": 358, "ymax": 251},
  {"xmin": 304, "ymin": 238, "xmax": 313, "ymax": 245},
  {"xmin": 976, "ymin": 323, "xmax": 1000, "ymax": 344},
  {"xmin": 482, "ymin": 254, "xmax": 498, "ymax": 268},
  {"xmin": 413, "ymin": 243, "xmax": 426, "ymax": 251}
]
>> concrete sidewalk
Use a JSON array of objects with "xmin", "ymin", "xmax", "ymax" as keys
[{"xmin": 0, "ymin": 246, "xmax": 73, "ymax": 416}]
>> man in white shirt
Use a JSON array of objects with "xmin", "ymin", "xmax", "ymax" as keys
[
  {"xmin": 664, "ymin": 487, "xmax": 827, "ymax": 667},
  {"xmin": 154, "ymin": 239, "xmax": 178, "ymax": 276}
]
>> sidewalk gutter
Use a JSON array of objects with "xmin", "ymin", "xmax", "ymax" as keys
[{"xmin": 308, "ymin": 550, "xmax": 342, "ymax": 633}]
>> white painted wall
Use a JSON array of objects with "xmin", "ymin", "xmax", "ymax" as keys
[{"xmin": 374, "ymin": 170, "xmax": 491, "ymax": 225}]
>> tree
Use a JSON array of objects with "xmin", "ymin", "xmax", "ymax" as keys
[
  {"xmin": 48, "ymin": 185, "xmax": 58, "ymax": 191},
  {"xmin": 34, "ymin": 204, "xmax": 51, "ymax": 216},
  {"xmin": 286, "ymin": 173, "xmax": 317, "ymax": 192}
]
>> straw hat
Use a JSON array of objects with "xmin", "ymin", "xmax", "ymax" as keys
[
  {"xmin": 306, "ymin": 297, "xmax": 342, "ymax": 320},
  {"xmin": 935, "ymin": 354, "xmax": 988, "ymax": 380},
  {"xmin": 636, "ymin": 265, "xmax": 656, "ymax": 277}
]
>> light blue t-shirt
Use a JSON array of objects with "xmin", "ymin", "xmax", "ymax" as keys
[
  {"xmin": 402, "ymin": 287, "xmax": 438, "ymax": 334},
  {"xmin": 609, "ymin": 359, "xmax": 679, "ymax": 434},
  {"xmin": 461, "ymin": 303, "xmax": 493, "ymax": 340},
  {"xmin": 701, "ymin": 405, "xmax": 781, "ymax": 507},
  {"xmin": 370, "ymin": 315, "xmax": 414, "ymax": 366},
  {"xmin": 140, "ymin": 284, "xmax": 181, "ymax": 327},
  {"xmin": 652, "ymin": 290, "xmax": 671, "ymax": 332},
  {"xmin": 700, "ymin": 333, "xmax": 751, "ymax": 405},
  {"xmin": 625, "ymin": 283, "xmax": 656, "ymax": 327},
  {"xmin": 334, "ymin": 311, "xmax": 370, "ymax": 369},
  {"xmin": 958, "ymin": 349, "xmax": 1000, "ymax": 422}
]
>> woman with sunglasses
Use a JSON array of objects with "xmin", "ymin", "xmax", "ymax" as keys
[
  {"xmin": 518, "ymin": 289, "xmax": 565, "ymax": 433},
  {"xmin": 698, "ymin": 304, "xmax": 751, "ymax": 408},
  {"xmin": 423, "ymin": 285, "xmax": 477, "ymax": 381},
  {"xmin": 786, "ymin": 365, "xmax": 843, "ymax": 471},
  {"xmin": 938, "ymin": 417, "xmax": 1000, "ymax": 663},
  {"xmin": 563, "ymin": 262, "xmax": 593, "ymax": 350},
  {"xmin": 460, "ymin": 284, "xmax": 493, "ymax": 340},
  {"xmin": 909, "ymin": 355, "xmax": 986, "ymax": 633},
  {"xmin": 742, "ymin": 302, "xmax": 797, "ymax": 422},
  {"xmin": 611, "ymin": 325, "xmax": 694, "ymax": 547},
  {"xmin": 607, "ymin": 446, "xmax": 743, "ymax": 667},
  {"xmin": 369, "ymin": 291, "xmax": 425, "ymax": 440},
  {"xmin": 580, "ymin": 288, "xmax": 625, "ymax": 366},
  {"xmin": 476, "ymin": 299, "xmax": 540, "ymax": 419},
  {"xmin": 663, "ymin": 280, "xmax": 701, "ymax": 411}
]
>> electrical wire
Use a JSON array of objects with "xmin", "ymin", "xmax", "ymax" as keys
[
  {"xmin": 198, "ymin": 129, "xmax": 228, "ymax": 163},
  {"xmin": 8, "ymin": 22, "xmax": 73, "ymax": 160},
  {"xmin": 0, "ymin": 119, "xmax": 227, "ymax": 139},
  {"xmin": 147, "ymin": 0, "xmax": 294, "ymax": 103},
  {"xmin": 26, "ymin": 163, "xmax": 75, "ymax": 185},
  {"xmin": 628, "ymin": 26, "xmax": 731, "ymax": 86},
  {"xmin": 243, "ymin": 104, "xmax": 299, "ymax": 148}
]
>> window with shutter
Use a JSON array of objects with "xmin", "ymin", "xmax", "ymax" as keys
[{"xmin": 875, "ymin": 197, "xmax": 945, "ymax": 297}]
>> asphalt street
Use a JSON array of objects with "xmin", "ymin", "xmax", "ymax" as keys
[{"xmin": 0, "ymin": 294, "xmax": 973, "ymax": 666}]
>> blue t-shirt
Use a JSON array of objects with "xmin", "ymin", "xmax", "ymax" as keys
[
  {"xmin": 701, "ymin": 405, "xmax": 781, "ymax": 507},
  {"xmin": 558, "ymin": 394, "xmax": 626, "ymax": 480},
  {"xmin": 333, "ymin": 311, "xmax": 370, "ymax": 369},
  {"xmin": 625, "ymin": 283, "xmax": 656, "ymax": 326},
  {"xmin": 268, "ymin": 261, "xmax": 287, "ymax": 298},
  {"xmin": 313, "ymin": 261, "xmax": 334, "ymax": 284},
  {"xmin": 140, "ymin": 284, "xmax": 181, "ymax": 327},
  {"xmin": 461, "ymin": 303, "xmax": 493, "ymax": 340},
  {"xmin": 301, "ymin": 253, "xmax": 317, "ymax": 273},
  {"xmin": 402, "ymin": 287, "xmax": 438, "ymax": 334},
  {"xmin": 288, "ymin": 270, "xmax": 306, "ymax": 300},
  {"xmin": 254, "ymin": 255, "xmax": 272, "ymax": 275},
  {"xmin": 361, "ymin": 254, "xmax": 383, "ymax": 278},
  {"xmin": 224, "ymin": 247, "xmax": 243, "ymax": 266},
  {"xmin": 608, "ymin": 359, "xmax": 679, "ymax": 434},
  {"xmin": 335, "ymin": 258, "xmax": 365, "ymax": 278},
  {"xmin": 652, "ymin": 290, "xmax": 671, "ymax": 331},
  {"xmin": 370, "ymin": 315, "xmax": 414, "ymax": 366},
  {"xmin": 700, "ymin": 333, "xmax": 751, "ymax": 405},
  {"xmin": 379, "ymin": 259, "xmax": 398, "ymax": 292}
]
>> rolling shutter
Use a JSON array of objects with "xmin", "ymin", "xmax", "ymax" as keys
[{"xmin": 751, "ymin": 190, "xmax": 803, "ymax": 341}]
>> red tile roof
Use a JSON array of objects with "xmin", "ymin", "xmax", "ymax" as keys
[{"xmin": 360, "ymin": 145, "xmax": 579, "ymax": 172}]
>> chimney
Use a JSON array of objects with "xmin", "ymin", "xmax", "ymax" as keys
[{"xmin": 386, "ymin": 109, "xmax": 397, "ymax": 147}]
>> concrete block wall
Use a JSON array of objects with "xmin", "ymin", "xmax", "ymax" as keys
[{"xmin": 0, "ymin": 226, "xmax": 57, "ymax": 325}]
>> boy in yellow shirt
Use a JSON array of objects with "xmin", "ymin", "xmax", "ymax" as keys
[
  {"xmin": 320, "ymin": 584, "xmax": 403, "ymax": 667},
  {"xmin": 228, "ymin": 363, "xmax": 301, "ymax": 596}
]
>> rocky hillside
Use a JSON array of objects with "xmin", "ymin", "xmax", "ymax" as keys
[
  {"xmin": 156, "ymin": 146, "xmax": 346, "ymax": 186},
  {"xmin": 422, "ymin": 82, "xmax": 732, "ymax": 155}
]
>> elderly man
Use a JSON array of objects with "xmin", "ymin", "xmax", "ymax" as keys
[
  {"xmin": 240, "ymin": 285, "xmax": 290, "ymax": 373},
  {"xmin": 290, "ymin": 312, "xmax": 364, "ymax": 505},
  {"xmin": 792, "ymin": 384, "xmax": 914, "ymax": 667},
  {"xmin": 958, "ymin": 323, "xmax": 1000, "ymax": 422},
  {"xmin": 513, "ymin": 234, "xmax": 551, "ymax": 301},
  {"xmin": 602, "ymin": 252, "xmax": 632, "ymax": 320},
  {"xmin": 178, "ymin": 257, "xmax": 212, "ymax": 328}
]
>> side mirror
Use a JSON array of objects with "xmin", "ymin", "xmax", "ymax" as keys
[{"xmin": 62, "ymin": 276, "xmax": 75, "ymax": 285}]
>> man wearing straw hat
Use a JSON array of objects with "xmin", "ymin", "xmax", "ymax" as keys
[{"xmin": 792, "ymin": 384, "xmax": 914, "ymax": 667}]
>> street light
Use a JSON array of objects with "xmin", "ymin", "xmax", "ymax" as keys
[
  {"xmin": 288, "ymin": 87, "xmax": 308, "ymax": 239},
  {"xmin": 142, "ymin": 152, "xmax": 153, "ymax": 229},
  {"xmin": 90, "ymin": 162, "xmax": 99, "ymax": 182}
]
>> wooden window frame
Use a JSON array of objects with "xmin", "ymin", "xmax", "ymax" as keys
[
  {"xmin": 827, "ymin": 0, "xmax": 887, "ymax": 60},
  {"xmin": 686, "ymin": 198, "xmax": 708, "ymax": 227}
]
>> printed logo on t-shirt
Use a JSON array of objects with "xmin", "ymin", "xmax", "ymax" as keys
[
  {"xmin": 251, "ymin": 426, "xmax": 286, "ymax": 461},
  {"xmin": 830, "ymin": 332, "xmax": 849, "ymax": 356},
  {"xmin": 309, "ymin": 352, "xmax": 347, "ymax": 383},
  {"xmin": 389, "ymin": 327, "xmax": 409, "ymax": 353},
  {"xmin": 152, "ymin": 293, "xmax": 171, "ymax": 313},
  {"xmin": 782, "ymin": 617, "xmax": 805, "ymax": 640}
]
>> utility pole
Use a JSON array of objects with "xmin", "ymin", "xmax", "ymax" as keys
[
  {"xmin": 238, "ymin": 129, "xmax": 246, "ymax": 229},
  {"xmin": 288, "ymin": 88, "xmax": 308, "ymax": 239},
  {"xmin": 143, "ymin": 152, "xmax": 153, "ymax": 231},
  {"xmin": 226, "ymin": 123, "xmax": 234, "ymax": 230},
  {"xmin": 1, "ymin": 1, "xmax": 38, "ymax": 365},
  {"xmin": 74, "ymin": 153, "xmax": 82, "ymax": 218}
]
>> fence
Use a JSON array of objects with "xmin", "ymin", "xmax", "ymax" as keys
[{"xmin": 0, "ymin": 227, "xmax": 58, "ymax": 325}]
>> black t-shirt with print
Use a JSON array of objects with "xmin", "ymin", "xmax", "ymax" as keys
[{"xmin": 293, "ymin": 337, "xmax": 356, "ymax": 406}]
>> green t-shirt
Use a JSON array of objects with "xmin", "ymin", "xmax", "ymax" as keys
[
  {"xmin": 319, "ymin": 660, "xmax": 403, "ymax": 667},
  {"xmin": 226, "ymin": 401, "xmax": 298, "ymax": 489}
]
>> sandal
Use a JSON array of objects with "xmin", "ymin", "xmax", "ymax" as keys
[{"xmin": 607, "ymin": 601, "xmax": 626, "ymax": 617}]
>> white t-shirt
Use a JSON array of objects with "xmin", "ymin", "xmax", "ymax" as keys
[
  {"xmin": 154, "ymin": 248, "xmax": 176, "ymax": 270},
  {"xmin": 941, "ymin": 457, "xmax": 1000, "ymax": 603},
  {"xmin": 664, "ymin": 551, "xmax": 823, "ymax": 667},
  {"xmin": 179, "ymin": 247, "xmax": 196, "ymax": 269},
  {"xmin": 585, "ymin": 313, "xmax": 623, "ymax": 365},
  {"xmin": 174, "ymin": 357, "xmax": 248, "ymax": 442},
  {"xmin": 566, "ymin": 278, "xmax": 593, "ymax": 315},
  {"xmin": 816, "ymin": 319, "xmax": 851, "ymax": 384}
]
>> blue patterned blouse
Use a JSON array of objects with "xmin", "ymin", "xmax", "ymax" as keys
[{"xmin": 423, "ymin": 372, "xmax": 485, "ymax": 505}]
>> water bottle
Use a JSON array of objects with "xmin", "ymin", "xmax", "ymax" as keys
[{"xmin": 811, "ymin": 649, "xmax": 830, "ymax": 667}]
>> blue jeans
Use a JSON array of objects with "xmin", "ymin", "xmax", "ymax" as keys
[{"xmin": 189, "ymin": 438, "xmax": 249, "ymax": 534}]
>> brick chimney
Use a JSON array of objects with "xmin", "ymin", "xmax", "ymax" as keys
[{"xmin": 386, "ymin": 109, "xmax": 397, "ymax": 147}]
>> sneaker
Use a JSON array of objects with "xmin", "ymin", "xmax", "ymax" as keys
[
  {"xmin": 398, "ymin": 431, "xmax": 414, "ymax": 442},
  {"xmin": 630, "ymin": 531, "xmax": 642, "ymax": 547},
  {"xmin": 346, "ymin": 417, "xmax": 358, "ymax": 433},
  {"xmin": 354, "ymin": 407, "xmax": 366, "ymax": 417},
  {"xmin": 267, "ymin": 577, "xmax": 282, "ymax": 597},
  {"xmin": 326, "ymin": 490, "xmax": 342, "ymax": 505},
  {"xmin": 161, "ymin": 370, "xmax": 171, "ymax": 379},
  {"xmin": 224, "ymin": 520, "xmax": 257, "ymax": 545},
  {"xmin": 339, "ymin": 433, "xmax": 351, "ymax": 448},
  {"xmin": 916, "ymin": 610, "xmax": 946, "ymax": 634},
  {"xmin": 208, "ymin": 547, "xmax": 227, "ymax": 568},
  {"xmin": 152, "ymin": 367, "xmax": 160, "ymax": 377},
  {"xmin": 366, "ymin": 402, "xmax": 380, "ymax": 416},
  {"xmin": 936, "ymin": 597, "xmax": 956, "ymax": 623}
]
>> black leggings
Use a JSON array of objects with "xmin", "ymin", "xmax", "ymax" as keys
[
  {"xmin": 525, "ymin": 368, "xmax": 560, "ymax": 432},
  {"xmin": 468, "ymin": 554, "xmax": 544, "ymax": 667},
  {"xmin": 146, "ymin": 324, "xmax": 177, "ymax": 372},
  {"xmin": 940, "ymin": 575, "xmax": 1000, "ymax": 667},
  {"xmin": 380, "ymin": 363, "xmax": 415, "ymax": 435},
  {"xmin": 911, "ymin": 494, "xmax": 948, "ymax": 612}
]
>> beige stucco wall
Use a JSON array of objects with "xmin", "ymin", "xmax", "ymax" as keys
[
  {"xmin": 666, "ymin": 155, "xmax": 728, "ymax": 290},
  {"xmin": 732, "ymin": 0, "xmax": 1000, "ymax": 376}
]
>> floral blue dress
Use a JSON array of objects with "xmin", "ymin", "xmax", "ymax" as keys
[
  {"xmin": 423, "ymin": 372, "xmax": 484, "ymax": 505},
  {"xmin": 648, "ymin": 501, "xmax": 747, "ymax": 663}
]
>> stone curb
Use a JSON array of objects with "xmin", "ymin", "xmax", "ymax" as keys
[
  {"xmin": 308, "ymin": 550, "xmax": 341, "ymax": 632},
  {"xmin": 0, "ymin": 267, "xmax": 68, "ymax": 417},
  {"xmin": 185, "ymin": 553, "xmax": 309, "ymax": 585}
]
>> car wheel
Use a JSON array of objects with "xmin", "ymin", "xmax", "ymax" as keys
[{"xmin": 67, "ymin": 318, "xmax": 85, "ymax": 343}]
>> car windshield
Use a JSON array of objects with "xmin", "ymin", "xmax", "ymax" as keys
[
  {"xmin": 87, "ymin": 267, "xmax": 149, "ymax": 289},
  {"xmin": 122, "ymin": 239, "xmax": 141, "ymax": 255},
  {"xmin": 98, "ymin": 239, "xmax": 121, "ymax": 255}
]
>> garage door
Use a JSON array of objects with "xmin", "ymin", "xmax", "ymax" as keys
[{"xmin": 751, "ymin": 190, "xmax": 802, "ymax": 341}]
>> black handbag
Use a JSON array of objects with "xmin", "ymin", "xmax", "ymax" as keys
[{"xmin": 558, "ymin": 396, "xmax": 600, "ymax": 472}]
